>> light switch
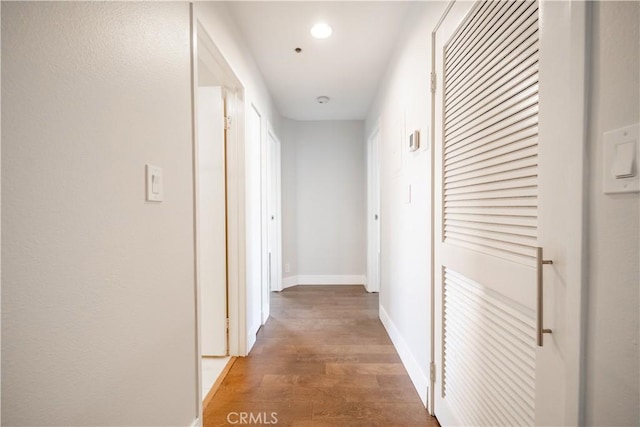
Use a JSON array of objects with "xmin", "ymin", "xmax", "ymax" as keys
[
  {"xmin": 152, "ymin": 175, "xmax": 160, "ymax": 194},
  {"xmin": 146, "ymin": 164, "xmax": 163, "ymax": 202},
  {"xmin": 612, "ymin": 141, "xmax": 636, "ymax": 178},
  {"xmin": 603, "ymin": 123, "xmax": 639, "ymax": 194}
]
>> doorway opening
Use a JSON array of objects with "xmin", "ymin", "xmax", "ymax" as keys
[{"xmin": 191, "ymin": 13, "xmax": 246, "ymax": 420}]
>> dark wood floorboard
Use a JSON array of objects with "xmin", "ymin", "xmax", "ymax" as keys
[{"xmin": 204, "ymin": 285, "xmax": 439, "ymax": 426}]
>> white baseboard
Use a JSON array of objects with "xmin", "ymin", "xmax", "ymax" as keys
[
  {"xmin": 282, "ymin": 276, "xmax": 298, "ymax": 289},
  {"xmin": 281, "ymin": 275, "xmax": 366, "ymax": 287},
  {"xmin": 379, "ymin": 304, "xmax": 428, "ymax": 408},
  {"xmin": 246, "ymin": 321, "xmax": 260, "ymax": 354},
  {"xmin": 190, "ymin": 417, "xmax": 201, "ymax": 427}
]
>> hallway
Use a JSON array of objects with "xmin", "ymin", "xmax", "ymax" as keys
[{"xmin": 204, "ymin": 286, "xmax": 439, "ymax": 426}]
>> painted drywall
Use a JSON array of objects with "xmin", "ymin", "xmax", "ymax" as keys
[
  {"xmin": 282, "ymin": 120, "xmax": 366, "ymax": 285},
  {"xmin": 193, "ymin": 2, "xmax": 282, "ymax": 353},
  {"xmin": 585, "ymin": 2, "xmax": 640, "ymax": 426},
  {"xmin": 365, "ymin": 1, "xmax": 447, "ymax": 406},
  {"xmin": 2, "ymin": 2, "xmax": 197, "ymax": 425}
]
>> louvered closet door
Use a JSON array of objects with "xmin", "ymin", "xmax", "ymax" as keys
[
  {"xmin": 434, "ymin": 2, "xmax": 539, "ymax": 425},
  {"xmin": 432, "ymin": 1, "xmax": 587, "ymax": 426}
]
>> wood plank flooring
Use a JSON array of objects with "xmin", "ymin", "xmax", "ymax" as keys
[{"xmin": 204, "ymin": 285, "xmax": 439, "ymax": 426}]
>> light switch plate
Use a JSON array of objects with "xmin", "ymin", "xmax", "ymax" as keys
[
  {"xmin": 146, "ymin": 164, "xmax": 163, "ymax": 202},
  {"xmin": 603, "ymin": 123, "xmax": 639, "ymax": 194},
  {"xmin": 409, "ymin": 130, "xmax": 420, "ymax": 152}
]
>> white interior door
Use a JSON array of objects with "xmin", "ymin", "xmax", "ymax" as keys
[
  {"xmin": 432, "ymin": 1, "xmax": 586, "ymax": 425},
  {"xmin": 267, "ymin": 129, "xmax": 283, "ymax": 294},
  {"xmin": 197, "ymin": 86, "xmax": 227, "ymax": 356},
  {"xmin": 366, "ymin": 127, "xmax": 381, "ymax": 293},
  {"xmin": 247, "ymin": 105, "xmax": 265, "ymax": 330}
]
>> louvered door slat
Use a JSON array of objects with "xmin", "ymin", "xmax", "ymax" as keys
[
  {"xmin": 445, "ymin": 1, "xmax": 529, "ymax": 84},
  {"xmin": 443, "ymin": 268, "xmax": 536, "ymax": 426},
  {"xmin": 446, "ymin": 2, "xmax": 538, "ymax": 99},
  {"xmin": 443, "ymin": 317, "xmax": 535, "ymax": 405},
  {"xmin": 443, "ymin": 0, "xmax": 539, "ymax": 266},
  {"xmin": 445, "ymin": 40, "xmax": 539, "ymax": 126},
  {"xmin": 445, "ymin": 1, "xmax": 517, "ymax": 75},
  {"xmin": 444, "ymin": 167, "xmax": 536, "ymax": 191},
  {"xmin": 446, "ymin": 68, "xmax": 538, "ymax": 136},
  {"xmin": 445, "ymin": 219, "xmax": 536, "ymax": 237},
  {"xmin": 444, "ymin": 233, "xmax": 536, "ymax": 259},
  {"xmin": 444, "ymin": 178, "xmax": 537, "ymax": 198},
  {"xmin": 446, "ymin": 103, "xmax": 538, "ymax": 150},
  {"xmin": 445, "ymin": 186, "xmax": 537, "ymax": 200},
  {"xmin": 446, "ymin": 145, "xmax": 538, "ymax": 179},
  {"xmin": 445, "ymin": 0, "xmax": 529, "ymax": 79},
  {"xmin": 445, "ymin": 114, "xmax": 538, "ymax": 160},
  {"xmin": 445, "ymin": 135, "xmax": 538, "ymax": 172},
  {"xmin": 443, "ymin": 348, "xmax": 526, "ymax": 426},
  {"xmin": 446, "ymin": 225, "xmax": 536, "ymax": 247},
  {"xmin": 445, "ymin": 287, "xmax": 537, "ymax": 352},
  {"xmin": 445, "ymin": 0, "xmax": 497, "ymax": 64},
  {"xmin": 446, "ymin": 9, "xmax": 538, "ymax": 108},
  {"xmin": 445, "ymin": 212, "xmax": 536, "ymax": 228},
  {"xmin": 446, "ymin": 78, "xmax": 538, "ymax": 141},
  {"xmin": 444, "ymin": 313, "xmax": 536, "ymax": 390},
  {"xmin": 445, "ymin": 154, "xmax": 537, "ymax": 184}
]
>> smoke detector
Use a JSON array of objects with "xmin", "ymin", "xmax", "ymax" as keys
[{"xmin": 316, "ymin": 96, "xmax": 330, "ymax": 104}]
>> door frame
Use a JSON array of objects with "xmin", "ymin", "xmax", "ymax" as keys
[
  {"xmin": 267, "ymin": 124, "xmax": 283, "ymax": 294},
  {"xmin": 190, "ymin": 6, "xmax": 247, "ymax": 421},
  {"xmin": 366, "ymin": 122, "xmax": 381, "ymax": 293},
  {"xmin": 254, "ymin": 103, "xmax": 268, "ymax": 325},
  {"xmin": 429, "ymin": 0, "xmax": 589, "ymax": 423},
  {"xmin": 429, "ymin": 3, "xmax": 455, "ymax": 414},
  {"xmin": 536, "ymin": 2, "xmax": 589, "ymax": 424}
]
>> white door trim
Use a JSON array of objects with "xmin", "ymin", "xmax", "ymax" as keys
[
  {"xmin": 267, "ymin": 124, "xmax": 283, "ymax": 293},
  {"xmin": 254, "ymin": 103, "xmax": 269, "ymax": 325}
]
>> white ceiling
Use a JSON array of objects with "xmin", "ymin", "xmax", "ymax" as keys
[{"xmin": 227, "ymin": 1, "xmax": 411, "ymax": 121}]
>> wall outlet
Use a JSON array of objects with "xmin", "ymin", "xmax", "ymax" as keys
[{"xmin": 284, "ymin": 263, "xmax": 290, "ymax": 273}]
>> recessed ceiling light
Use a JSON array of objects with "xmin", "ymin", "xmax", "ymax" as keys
[
  {"xmin": 310, "ymin": 23, "xmax": 332, "ymax": 39},
  {"xmin": 317, "ymin": 96, "xmax": 330, "ymax": 104}
]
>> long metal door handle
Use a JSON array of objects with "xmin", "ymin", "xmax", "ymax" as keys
[{"xmin": 537, "ymin": 247, "xmax": 553, "ymax": 347}]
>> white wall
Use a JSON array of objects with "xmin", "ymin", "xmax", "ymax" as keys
[
  {"xmin": 365, "ymin": 1, "xmax": 447, "ymax": 406},
  {"xmin": 585, "ymin": 2, "xmax": 640, "ymax": 426},
  {"xmin": 2, "ymin": 2, "xmax": 197, "ymax": 425},
  {"xmin": 194, "ymin": 2, "xmax": 282, "ymax": 352},
  {"xmin": 282, "ymin": 120, "xmax": 366, "ymax": 286}
]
